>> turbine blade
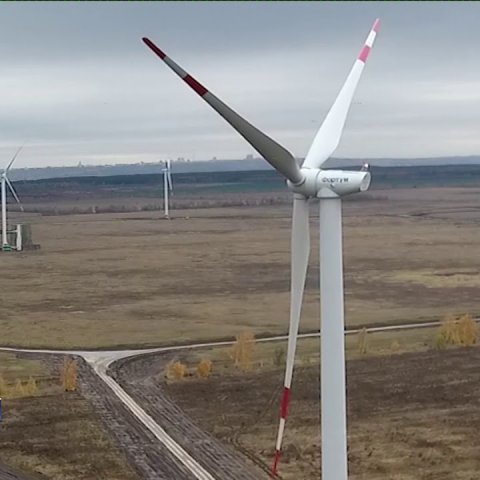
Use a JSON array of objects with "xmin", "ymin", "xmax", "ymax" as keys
[
  {"xmin": 5, "ymin": 145, "xmax": 24, "ymax": 173},
  {"xmin": 303, "ymin": 19, "xmax": 380, "ymax": 170},
  {"xmin": 5, "ymin": 177, "xmax": 24, "ymax": 212},
  {"xmin": 272, "ymin": 195, "xmax": 310, "ymax": 477},
  {"xmin": 166, "ymin": 160, "xmax": 173, "ymax": 190},
  {"xmin": 142, "ymin": 38, "xmax": 303, "ymax": 185}
]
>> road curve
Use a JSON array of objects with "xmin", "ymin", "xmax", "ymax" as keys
[{"xmin": 0, "ymin": 319, "xmax": 448, "ymax": 479}]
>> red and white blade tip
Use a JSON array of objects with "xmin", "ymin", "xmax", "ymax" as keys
[
  {"xmin": 142, "ymin": 37, "xmax": 209, "ymax": 97},
  {"xmin": 142, "ymin": 37, "xmax": 166, "ymax": 59},
  {"xmin": 358, "ymin": 18, "xmax": 380, "ymax": 63}
]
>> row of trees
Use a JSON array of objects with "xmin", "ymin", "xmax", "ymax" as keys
[
  {"xmin": 0, "ymin": 376, "xmax": 38, "ymax": 398},
  {"xmin": 0, "ymin": 358, "xmax": 78, "ymax": 399},
  {"xmin": 5, "ymin": 316, "xmax": 475, "ymax": 394},
  {"xmin": 356, "ymin": 313, "xmax": 478, "ymax": 355},
  {"xmin": 166, "ymin": 314, "xmax": 479, "ymax": 382},
  {"xmin": 434, "ymin": 313, "xmax": 477, "ymax": 348},
  {"xmin": 165, "ymin": 331, "xmax": 258, "ymax": 380}
]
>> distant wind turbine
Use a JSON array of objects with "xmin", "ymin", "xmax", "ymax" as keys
[
  {"xmin": 2, "ymin": 146, "xmax": 24, "ymax": 251},
  {"xmin": 162, "ymin": 160, "xmax": 173, "ymax": 218}
]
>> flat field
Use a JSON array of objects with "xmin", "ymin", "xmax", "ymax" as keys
[{"xmin": 1, "ymin": 186, "xmax": 480, "ymax": 348}]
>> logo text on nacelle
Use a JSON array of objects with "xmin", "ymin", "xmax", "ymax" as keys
[{"xmin": 322, "ymin": 177, "xmax": 350, "ymax": 183}]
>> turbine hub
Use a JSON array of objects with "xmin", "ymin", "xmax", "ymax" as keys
[{"xmin": 287, "ymin": 168, "xmax": 371, "ymax": 198}]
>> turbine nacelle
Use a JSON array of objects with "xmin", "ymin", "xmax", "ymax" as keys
[{"xmin": 287, "ymin": 168, "xmax": 371, "ymax": 198}]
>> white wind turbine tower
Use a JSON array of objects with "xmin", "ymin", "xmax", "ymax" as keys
[
  {"xmin": 2, "ymin": 146, "xmax": 24, "ymax": 251},
  {"xmin": 143, "ymin": 18, "xmax": 380, "ymax": 480},
  {"xmin": 162, "ymin": 159, "xmax": 173, "ymax": 218}
]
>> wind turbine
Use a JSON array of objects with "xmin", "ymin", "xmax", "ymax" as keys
[
  {"xmin": 162, "ymin": 159, "xmax": 173, "ymax": 218},
  {"xmin": 2, "ymin": 146, "xmax": 24, "ymax": 251},
  {"xmin": 142, "ymin": 18, "xmax": 379, "ymax": 480}
]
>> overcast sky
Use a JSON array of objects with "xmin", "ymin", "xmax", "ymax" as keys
[{"xmin": 1, "ymin": 1, "xmax": 480, "ymax": 168}]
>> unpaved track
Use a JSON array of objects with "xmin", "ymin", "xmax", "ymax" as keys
[
  {"xmin": 111, "ymin": 356, "xmax": 263, "ymax": 480},
  {"xmin": 20, "ymin": 352, "xmax": 226, "ymax": 480},
  {"xmin": 76, "ymin": 357, "xmax": 198, "ymax": 480}
]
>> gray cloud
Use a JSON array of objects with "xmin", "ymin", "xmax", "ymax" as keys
[{"xmin": 1, "ymin": 1, "xmax": 480, "ymax": 167}]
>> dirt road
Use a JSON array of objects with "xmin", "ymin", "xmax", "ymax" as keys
[{"xmin": 110, "ymin": 356, "xmax": 265, "ymax": 480}]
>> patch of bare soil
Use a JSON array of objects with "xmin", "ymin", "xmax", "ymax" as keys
[{"xmin": 127, "ymin": 346, "xmax": 480, "ymax": 480}]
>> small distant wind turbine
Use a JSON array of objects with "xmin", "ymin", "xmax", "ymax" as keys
[
  {"xmin": 2, "ymin": 146, "xmax": 24, "ymax": 251},
  {"xmin": 143, "ymin": 18, "xmax": 379, "ymax": 480},
  {"xmin": 162, "ymin": 160, "xmax": 173, "ymax": 218}
]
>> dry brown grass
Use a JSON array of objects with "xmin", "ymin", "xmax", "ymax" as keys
[
  {"xmin": 434, "ymin": 313, "xmax": 478, "ymax": 349},
  {"xmin": 23, "ymin": 377, "xmax": 38, "ymax": 397},
  {"xmin": 165, "ymin": 360, "xmax": 188, "ymax": 380},
  {"xmin": 61, "ymin": 358, "xmax": 78, "ymax": 392},
  {"xmin": 12, "ymin": 379, "xmax": 25, "ymax": 398},
  {"xmin": 231, "ymin": 331, "xmax": 256, "ymax": 371},
  {"xmin": 1, "ymin": 187, "xmax": 480, "ymax": 349},
  {"xmin": 194, "ymin": 326, "xmax": 439, "ymax": 379},
  {"xmin": 196, "ymin": 359, "xmax": 213, "ymax": 378},
  {"xmin": 4, "ymin": 377, "xmax": 39, "ymax": 398},
  {"xmin": 457, "ymin": 313, "xmax": 478, "ymax": 345}
]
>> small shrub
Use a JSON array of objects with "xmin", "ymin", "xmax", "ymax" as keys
[
  {"xmin": 434, "ymin": 314, "xmax": 477, "ymax": 349},
  {"xmin": 230, "ymin": 331, "xmax": 256, "ymax": 371},
  {"xmin": 435, "ymin": 316, "xmax": 458, "ymax": 349},
  {"xmin": 61, "ymin": 358, "xmax": 78, "ymax": 392},
  {"xmin": 165, "ymin": 361, "xmax": 187, "ymax": 380},
  {"xmin": 196, "ymin": 359, "xmax": 213, "ymax": 378},
  {"xmin": 434, "ymin": 329, "xmax": 448, "ymax": 350},
  {"xmin": 458, "ymin": 313, "xmax": 477, "ymax": 346}
]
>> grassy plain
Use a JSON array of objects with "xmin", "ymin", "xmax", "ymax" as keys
[
  {"xmin": 1, "ymin": 179, "xmax": 480, "ymax": 479},
  {"xmin": 1, "ymin": 186, "xmax": 480, "ymax": 348}
]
